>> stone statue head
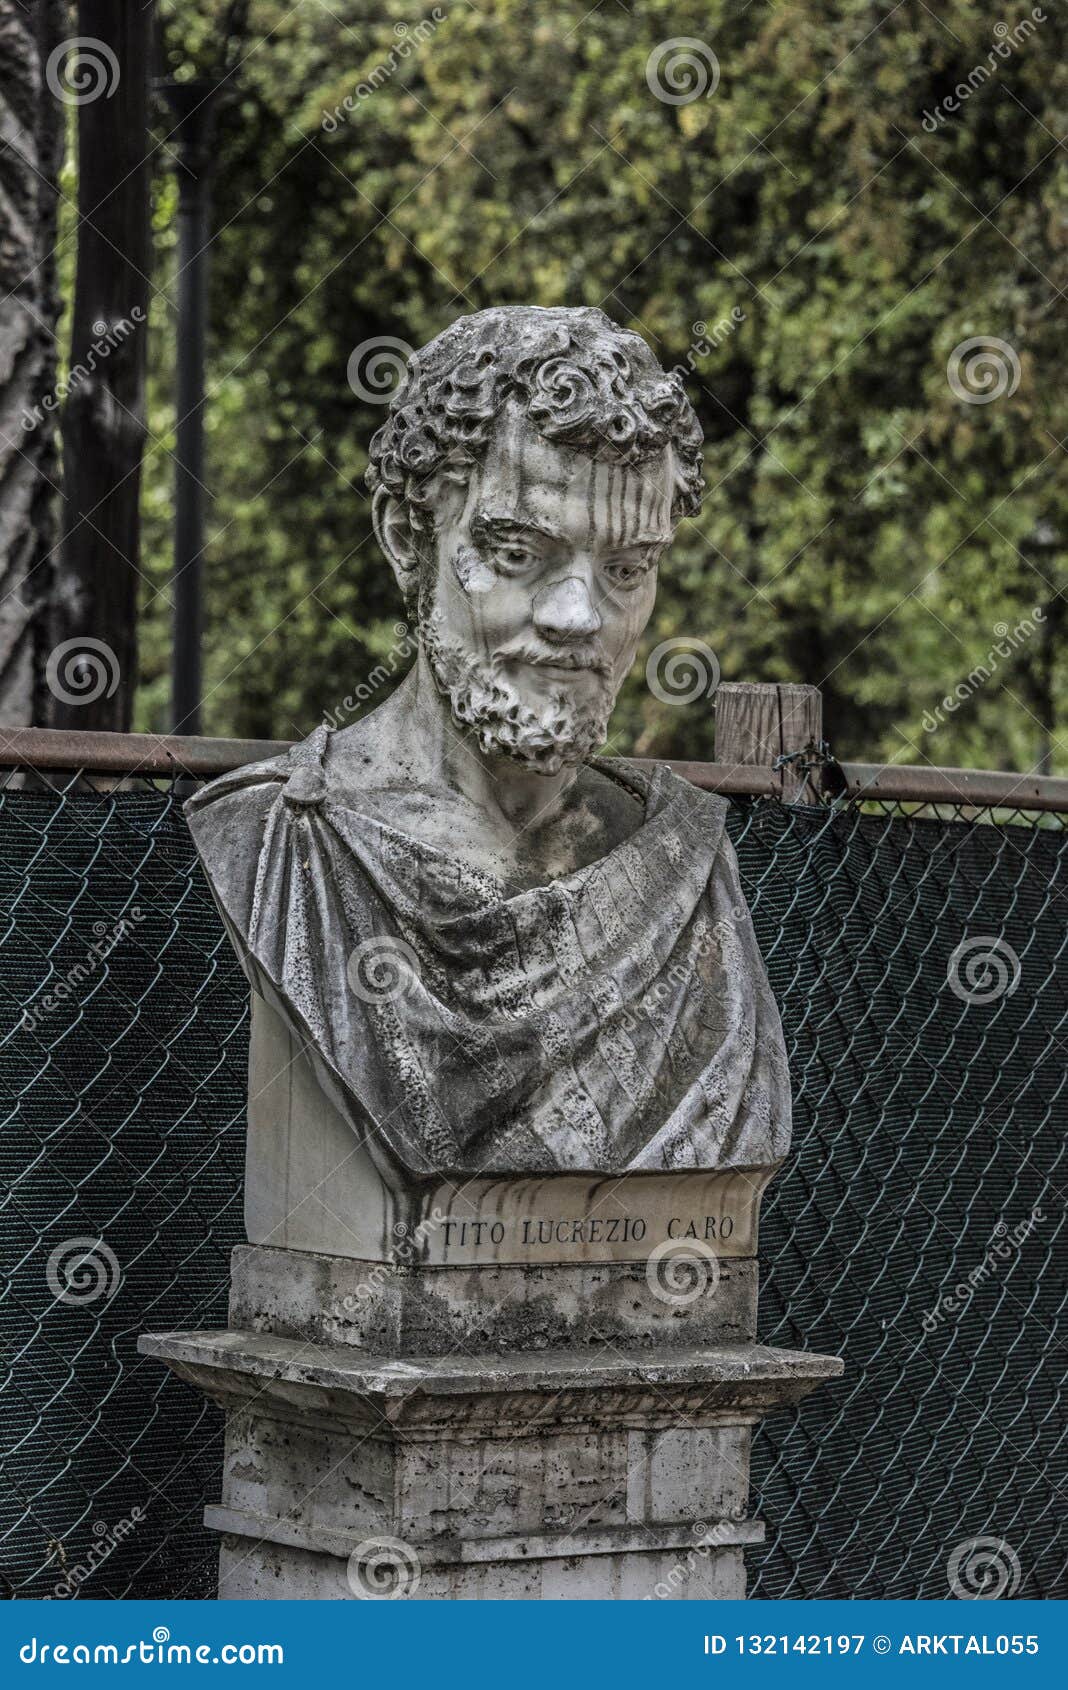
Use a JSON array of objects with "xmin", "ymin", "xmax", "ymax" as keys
[{"xmin": 367, "ymin": 306, "xmax": 705, "ymax": 774}]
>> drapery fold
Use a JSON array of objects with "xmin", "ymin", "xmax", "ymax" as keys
[{"xmin": 187, "ymin": 728, "xmax": 791, "ymax": 1180}]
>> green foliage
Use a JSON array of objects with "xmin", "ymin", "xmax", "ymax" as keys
[{"xmin": 138, "ymin": 0, "xmax": 1068, "ymax": 773}]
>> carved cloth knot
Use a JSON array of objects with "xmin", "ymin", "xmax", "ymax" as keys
[{"xmin": 281, "ymin": 766, "xmax": 327, "ymax": 808}]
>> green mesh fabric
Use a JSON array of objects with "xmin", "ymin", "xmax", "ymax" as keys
[{"xmin": 0, "ymin": 784, "xmax": 1064, "ymax": 1599}]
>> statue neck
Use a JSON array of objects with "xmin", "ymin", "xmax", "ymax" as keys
[{"xmin": 396, "ymin": 655, "xmax": 579, "ymax": 831}]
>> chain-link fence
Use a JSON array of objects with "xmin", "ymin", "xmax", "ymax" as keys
[{"xmin": 0, "ymin": 766, "xmax": 1064, "ymax": 1600}]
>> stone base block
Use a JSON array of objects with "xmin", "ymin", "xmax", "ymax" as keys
[
  {"xmin": 138, "ymin": 1328, "xmax": 842, "ymax": 1602},
  {"xmin": 213, "ymin": 1526, "xmax": 753, "ymax": 1601},
  {"xmin": 228, "ymin": 1242, "xmax": 758, "ymax": 1353}
]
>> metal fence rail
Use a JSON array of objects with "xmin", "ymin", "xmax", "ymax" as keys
[{"xmin": 0, "ymin": 754, "xmax": 1064, "ymax": 1600}]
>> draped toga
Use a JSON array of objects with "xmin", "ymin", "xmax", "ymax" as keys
[{"xmin": 186, "ymin": 727, "xmax": 791, "ymax": 1183}]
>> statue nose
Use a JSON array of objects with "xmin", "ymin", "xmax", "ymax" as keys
[{"xmin": 531, "ymin": 576, "xmax": 602, "ymax": 639}]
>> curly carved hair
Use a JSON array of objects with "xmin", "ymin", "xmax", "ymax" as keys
[{"xmin": 366, "ymin": 307, "xmax": 705, "ymax": 546}]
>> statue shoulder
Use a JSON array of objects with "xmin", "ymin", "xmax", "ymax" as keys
[
  {"xmin": 589, "ymin": 753, "xmax": 729, "ymax": 821},
  {"xmin": 183, "ymin": 726, "xmax": 332, "ymax": 921},
  {"xmin": 185, "ymin": 725, "xmax": 329, "ymax": 820}
]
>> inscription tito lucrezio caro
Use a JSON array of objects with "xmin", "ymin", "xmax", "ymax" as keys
[
  {"xmin": 442, "ymin": 1213, "xmax": 734, "ymax": 1249},
  {"xmin": 415, "ymin": 1166, "xmax": 767, "ymax": 1266}
]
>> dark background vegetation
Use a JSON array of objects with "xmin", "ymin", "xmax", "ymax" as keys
[{"xmin": 115, "ymin": 2, "xmax": 1068, "ymax": 766}]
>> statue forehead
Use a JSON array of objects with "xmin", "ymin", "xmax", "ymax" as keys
[{"xmin": 466, "ymin": 400, "xmax": 676, "ymax": 543}]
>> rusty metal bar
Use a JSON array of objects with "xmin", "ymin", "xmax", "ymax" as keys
[
  {"xmin": 652, "ymin": 759, "xmax": 779, "ymax": 798},
  {"xmin": 0, "ymin": 725, "xmax": 289, "ymax": 778},
  {"xmin": 0, "ymin": 725, "xmax": 1065, "ymax": 812},
  {"xmin": 654, "ymin": 760, "xmax": 1068, "ymax": 810},
  {"xmin": 839, "ymin": 761, "xmax": 1068, "ymax": 814}
]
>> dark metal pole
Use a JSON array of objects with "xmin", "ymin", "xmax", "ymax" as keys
[{"xmin": 159, "ymin": 80, "xmax": 219, "ymax": 735}]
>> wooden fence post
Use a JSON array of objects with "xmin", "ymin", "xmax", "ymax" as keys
[{"xmin": 714, "ymin": 682, "xmax": 824, "ymax": 801}]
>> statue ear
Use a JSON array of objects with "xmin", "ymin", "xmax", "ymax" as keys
[{"xmin": 372, "ymin": 487, "xmax": 421, "ymax": 602}]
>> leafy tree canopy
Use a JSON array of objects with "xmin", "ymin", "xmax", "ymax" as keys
[{"xmin": 140, "ymin": 0, "xmax": 1068, "ymax": 775}]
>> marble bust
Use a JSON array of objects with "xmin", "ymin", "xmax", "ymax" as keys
[
  {"xmin": 186, "ymin": 306, "xmax": 790, "ymax": 1193},
  {"xmin": 147, "ymin": 310, "xmax": 841, "ymax": 1607}
]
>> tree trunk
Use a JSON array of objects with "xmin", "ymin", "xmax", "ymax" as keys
[
  {"xmin": 50, "ymin": 1, "xmax": 151, "ymax": 732},
  {"xmin": 0, "ymin": 0, "xmax": 66, "ymax": 728}
]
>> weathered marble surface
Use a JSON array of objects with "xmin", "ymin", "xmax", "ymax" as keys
[
  {"xmin": 244, "ymin": 990, "xmax": 778, "ymax": 1264},
  {"xmin": 139, "ymin": 1328, "xmax": 842, "ymax": 1602},
  {"xmin": 187, "ymin": 305, "xmax": 791, "ymax": 1190},
  {"xmin": 216, "ymin": 1538, "xmax": 754, "ymax": 1602},
  {"xmin": 229, "ymin": 1242, "xmax": 759, "ymax": 1354},
  {"xmin": 191, "ymin": 745, "xmax": 789, "ymax": 1184}
]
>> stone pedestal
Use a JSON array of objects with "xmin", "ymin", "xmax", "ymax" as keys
[
  {"xmin": 141, "ymin": 1002, "xmax": 842, "ymax": 1600},
  {"xmin": 141, "ymin": 1239, "xmax": 841, "ymax": 1600}
]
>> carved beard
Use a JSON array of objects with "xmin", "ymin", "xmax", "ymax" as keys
[{"xmin": 420, "ymin": 618, "xmax": 615, "ymax": 775}]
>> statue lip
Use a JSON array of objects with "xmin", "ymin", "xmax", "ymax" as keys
[
  {"xmin": 530, "ymin": 658, "xmax": 593, "ymax": 674},
  {"xmin": 512, "ymin": 650, "xmax": 609, "ymax": 676}
]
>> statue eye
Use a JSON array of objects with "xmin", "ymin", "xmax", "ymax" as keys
[
  {"xmin": 492, "ymin": 542, "xmax": 538, "ymax": 573},
  {"xmin": 604, "ymin": 560, "xmax": 646, "ymax": 589}
]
